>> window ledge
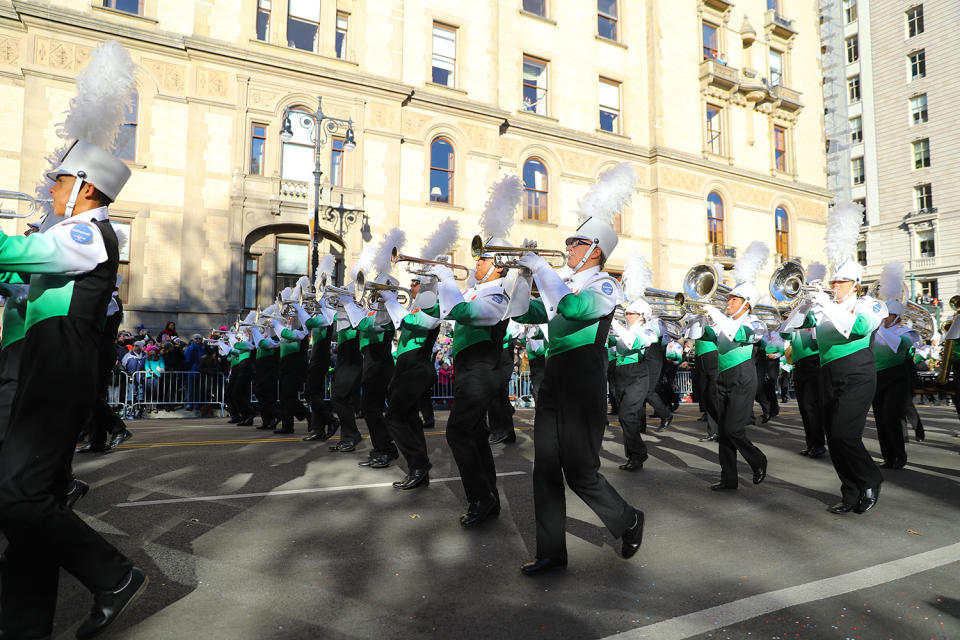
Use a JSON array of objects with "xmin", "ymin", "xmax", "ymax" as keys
[
  {"xmin": 515, "ymin": 110, "xmax": 559, "ymax": 123},
  {"xmin": 519, "ymin": 10, "xmax": 556, "ymax": 25},
  {"xmin": 595, "ymin": 35, "xmax": 627, "ymax": 49},
  {"xmin": 425, "ymin": 201, "xmax": 464, "ymax": 211},
  {"xmin": 91, "ymin": 4, "xmax": 158, "ymax": 23},
  {"xmin": 595, "ymin": 128, "xmax": 629, "ymax": 139},
  {"xmin": 426, "ymin": 82, "xmax": 468, "ymax": 95},
  {"xmin": 248, "ymin": 39, "xmax": 359, "ymax": 66}
]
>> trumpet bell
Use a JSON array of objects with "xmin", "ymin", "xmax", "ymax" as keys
[
  {"xmin": 950, "ymin": 295, "xmax": 960, "ymax": 312},
  {"xmin": 769, "ymin": 260, "xmax": 805, "ymax": 307}
]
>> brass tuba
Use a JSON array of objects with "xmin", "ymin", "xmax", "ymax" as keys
[
  {"xmin": 644, "ymin": 288, "xmax": 687, "ymax": 321},
  {"xmin": 470, "ymin": 235, "xmax": 567, "ymax": 269},
  {"xmin": 867, "ymin": 282, "xmax": 935, "ymax": 341},
  {"xmin": 680, "ymin": 262, "xmax": 731, "ymax": 313},
  {"xmin": 768, "ymin": 260, "xmax": 806, "ymax": 311}
]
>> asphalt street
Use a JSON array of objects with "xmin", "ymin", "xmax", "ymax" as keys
[{"xmin": 12, "ymin": 401, "xmax": 960, "ymax": 640}]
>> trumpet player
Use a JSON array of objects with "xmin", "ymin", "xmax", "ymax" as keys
[
  {"xmin": 302, "ymin": 270, "xmax": 339, "ymax": 442},
  {"xmin": 523, "ymin": 325, "xmax": 547, "ymax": 402},
  {"xmin": 488, "ymin": 320, "xmax": 522, "ymax": 445},
  {"xmin": 226, "ymin": 330, "xmax": 257, "ymax": 426},
  {"xmin": 270, "ymin": 292, "xmax": 311, "ymax": 435},
  {"xmin": 870, "ymin": 299, "xmax": 919, "ymax": 469},
  {"xmin": 753, "ymin": 330, "xmax": 783, "ymax": 424},
  {"xmin": 248, "ymin": 309, "xmax": 280, "ymax": 431},
  {"xmin": 328, "ymin": 285, "xmax": 364, "ymax": 453}
]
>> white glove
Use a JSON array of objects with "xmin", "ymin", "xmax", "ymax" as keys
[
  {"xmin": 378, "ymin": 289, "xmax": 398, "ymax": 304},
  {"xmin": 810, "ymin": 290, "xmax": 832, "ymax": 309},
  {"xmin": 517, "ymin": 252, "xmax": 549, "ymax": 274},
  {"xmin": 337, "ymin": 294, "xmax": 354, "ymax": 309},
  {"xmin": 431, "ymin": 264, "xmax": 454, "ymax": 282}
]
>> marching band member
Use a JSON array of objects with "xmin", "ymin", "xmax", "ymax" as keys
[
  {"xmin": 512, "ymin": 163, "xmax": 644, "ymax": 574},
  {"xmin": 523, "ymin": 325, "xmax": 547, "ymax": 402},
  {"xmin": 328, "ymin": 256, "xmax": 368, "ymax": 453},
  {"xmin": 227, "ymin": 328, "xmax": 257, "ymax": 426},
  {"xmin": 689, "ymin": 241, "xmax": 770, "ymax": 491},
  {"xmin": 754, "ymin": 328, "xmax": 783, "ymax": 424},
  {"xmin": 249, "ymin": 307, "xmax": 280, "ymax": 431},
  {"xmin": 489, "ymin": 320, "xmax": 522, "ymax": 444},
  {"xmin": 303, "ymin": 257, "xmax": 339, "ymax": 441},
  {"xmin": 430, "ymin": 176, "xmax": 519, "ymax": 526},
  {"xmin": 689, "ymin": 316, "xmax": 720, "ymax": 442},
  {"xmin": 641, "ymin": 321, "xmax": 673, "ymax": 432},
  {"xmin": 870, "ymin": 262, "xmax": 920, "ymax": 469},
  {"xmin": 271, "ymin": 287, "xmax": 311, "ymax": 434}
]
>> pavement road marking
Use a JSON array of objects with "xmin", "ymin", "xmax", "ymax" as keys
[
  {"xmin": 601, "ymin": 540, "xmax": 960, "ymax": 640},
  {"xmin": 114, "ymin": 470, "xmax": 527, "ymax": 507}
]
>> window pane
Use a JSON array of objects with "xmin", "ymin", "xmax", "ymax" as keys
[
  {"xmin": 598, "ymin": 0, "xmax": 617, "ymax": 16},
  {"xmin": 775, "ymin": 207, "xmax": 788, "ymax": 232},
  {"xmin": 251, "ymin": 137, "xmax": 265, "ymax": 175},
  {"xmin": 524, "ymin": 159, "xmax": 547, "ymax": 191},
  {"xmin": 522, "ymin": 0, "xmax": 545, "ymax": 16},
  {"xmin": 600, "ymin": 110, "xmax": 618, "ymax": 132},
  {"xmin": 113, "ymin": 0, "xmax": 141, "ymax": 14},
  {"xmin": 430, "ymin": 138, "xmax": 453, "ymax": 171},
  {"xmin": 523, "ymin": 159, "xmax": 548, "ymax": 221},
  {"xmin": 598, "ymin": 16, "xmax": 617, "ymax": 40},
  {"xmin": 244, "ymin": 272, "xmax": 258, "ymax": 309},
  {"xmin": 702, "ymin": 23, "xmax": 718, "ymax": 58},
  {"xmin": 523, "ymin": 58, "xmax": 547, "ymax": 114},
  {"xmin": 769, "ymin": 51, "xmax": 782, "ymax": 86},
  {"xmin": 331, "ymin": 138, "xmax": 344, "ymax": 186},
  {"xmin": 277, "ymin": 242, "xmax": 309, "ymax": 275},
  {"xmin": 599, "ymin": 81, "xmax": 619, "ymax": 108},
  {"xmin": 288, "ymin": 18, "xmax": 318, "ymax": 51},
  {"xmin": 257, "ymin": 10, "xmax": 269, "ymax": 41},
  {"xmin": 288, "ymin": 0, "xmax": 320, "ymax": 21},
  {"xmin": 429, "ymin": 169, "xmax": 451, "ymax": 203},
  {"xmin": 115, "ymin": 125, "xmax": 136, "ymax": 162},
  {"xmin": 433, "ymin": 26, "xmax": 456, "ymax": 58},
  {"xmin": 111, "ymin": 221, "xmax": 131, "ymax": 262},
  {"xmin": 281, "ymin": 143, "xmax": 315, "ymax": 182},
  {"xmin": 432, "ymin": 58, "xmax": 454, "ymax": 86}
]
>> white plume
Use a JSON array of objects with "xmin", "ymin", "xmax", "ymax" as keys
[
  {"xmin": 824, "ymin": 199, "xmax": 862, "ymax": 267},
  {"xmin": 314, "ymin": 254, "xmax": 336, "ymax": 290},
  {"xmin": 622, "ymin": 254, "xmax": 653, "ymax": 301},
  {"xmin": 262, "ymin": 304, "xmax": 278, "ymax": 316},
  {"xmin": 420, "ymin": 218, "xmax": 460, "ymax": 260},
  {"xmin": 348, "ymin": 245, "xmax": 376, "ymax": 283},
  {"xmin": 806, "ymin": 261, "xmax": 827, "ymax": 283},
  {"xmin": 732, "ymin": 241, "xmax": 770, "ymax": 285},
  {"xmin": 480, "ymin": 175, "xmax": 523, "ymax": 240},
  {"xmin": 576, "ymin": 163, "xmax": 638, "ymax": 225},
  {"xmin": 374, "ymin": 227, "xmax": 406, "ymax": 275},
  {"xmin": 878, "ymin": 261, "xmax": 905, "ymax": 302},
  {"xmin": 243, "ymin": 310, "xmax": 257, "ymax": 324},
  {"xmin": 36, "ymin": 41, "xmax": 138, "ymax": 216}
]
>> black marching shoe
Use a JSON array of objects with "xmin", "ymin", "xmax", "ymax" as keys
[
  {"xmin": 369, "ymin": 453, "xmax": 399, "ymax": 469},
  {"xmin": 710, "ymin": 482, "xmax": 737, "ymax": 491},
  {"xmin": 75, "ymin": 567, "xmax": 148, "ymax": 640},
  {"xmin": 273, "ymin": 427, "xmax": 294, "ymax": 434},
  {"xmin": 392, "ymin": 469, "xmax": 430, "ymax": 490},
  {"xmin": 618, "ymin": 456, "xmax": 645, "ymax": 472},
  {"xmin": 752, "ymin": 462, "xmax": 767, "ymax": 485},
  {"xmin": 656, "ymin": 415, "xmax": 673, "ymax": 432},
  {"xmin": 699, "ymin": 434, "xmax": 718, "ymax": 442},
  {"xmin": 110, "ymin": 429, "xmax": 133, "ymax": 448},
  {"xmin": 227, "ymin": 415, "xmax": 242, "ymax": 424},
  {"xmin": 257, "ymin": 418, "xmax": 278, "ymax": 431},
  {"xmin": 66, "ymin": 478, "xmax": 90, "ymax": 509},
  {"xmin": 807, "ymin": 446, "xmax": 826, "ymax": 458},
  {"xmin": 853, "ymin": 486, "xmax": 880, "ymax": 514},
  {"xmin": 237, "ymin": 416, "xmax": 254, "ymax": 427},
  {"xmin": 799, "ymin": 447, "xmax": 811, "ymax": 456},
  {"xmin": 329, "ymin": 440, "xmax": 357, "ymax": 453},
  {"xmin": 76, "ymin": 442, "xmax": 110, "ymax": 454},
  {"xmin": 827, "ymin": 502, "xmax": 855, "ymax": 514},
  {"xmin": 358, "ymin": 453, "xmax": 378, "ymax": 467},
  {"xmin": 489, "ymin": 430, "xmax": 517, "ymax": 444},
  {"xmin": 697, "ymin": 413, "xmax": 707, "ymax": 422},
  {"xmin": 459, "ymin": 493, "xmax": 500, "ymax": 527},
  {"xmin": 621, "ymin": 510, "xmax": 645, "ymax": 559},
  {"xmin": 302, "ymin": 430, "xmax": 327, "ymax": 441},
  {"xmin": 521, "ymin": 557, "xmax": 567, "ymax": 576}
]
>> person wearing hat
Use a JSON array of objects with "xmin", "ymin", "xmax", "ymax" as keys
[
  {"xmin": 0, "ymin": 140, "xmax": 146, "ymax": 639},
  {"xmin": 226, "ymin": 332, "xmax": 257, "ymax": 426},
  {"xmin": 779, "ymin": 324, "xmax": 825, "ymax": 456},
  {"xmin": 786, "ymin": 260, "xmax": 886, "ymax": 513},
  {"xmin": 511, "ymin": 163, "xmax": 645, "ymax": 574},
  {"xmin": 753, "ymin": 329, "xmax": 784, "ymax": 424},
  {"xmin": 271, "ymin": 296, "xmax": 312, "ymax": 435},
  {"xmin": 870, "ymin": 299, "xmax": 918, "ymax": 469},
  {"xmin": 328, "ymin": 300, "xmax": 364, "ymax": 453},
  {"xmin": 245, "ymin": 313, "xmax": 280, "ymax": 430},
  {"xmin": 610, "ymin": 299, "xmax": 661, "ymax": 471},
  {"xmin": 410, "ymin": 278, "xmax": 438, "ymax": 430},
  {"xmin": 488, "ymin": 320, "xmax": 521, "ymax": 445},
  {"xmin": 302, "ymin": 297, "xmax": 339, "ymax": 442},
  {"xmin": 689, "ymin": 322, "xmax": 720, "ymax": 442},
  {"xmin": 522, "ymin": 325, "xmax": 547, "ymax": 402}
]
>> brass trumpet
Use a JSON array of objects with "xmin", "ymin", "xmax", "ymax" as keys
[
  {"xmin": 391, "ymin": 247, "xmax": 470, "ymax": 280},
  {"xmin": 866, "ymin": 282, "xmax": 935, "ymax": 341},
  {"xmin": 645, "ymin": 288, "xmax": 687, "ymax": 321},
  {"xmin": 318, "ymin": 273, "xmax": 358, "ymax": 308},
  {"xmin": 357, "ymin": 270, "xmax": 410, "ymax": 308},
  {"xmin": 470, "ymin": 235, "xmax": 567, "ymax": 269},
  {"xmin": 0, "ymin": 190, "xmax": 48, "ymax": 218}
]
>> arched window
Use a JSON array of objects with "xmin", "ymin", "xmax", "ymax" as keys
[
  {"xmin": 281, "ymin": 106, "xmax": 316, "ymax": 184},
  {"xmin": 429, "ymin": 137, "xmax": 454, "ymax": 204},
  {"xmin": 707, "ymin": 191, "xmax": 725, "ymax": 253},
  {"xmin": 523, "ymin": 158, "xmax": 548, "ymax": 221},
  {"xmin": 116, "ymin": 91, "xmax": 138, "ymax": 162},
  {"xmin": 775, "ymin": 206, "xmax": 789, "ymax": 257}
]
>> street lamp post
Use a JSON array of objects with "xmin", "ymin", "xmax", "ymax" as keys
[{"xmin": 280, "ymin": 96, "xmax": 357, "ymax": 284}]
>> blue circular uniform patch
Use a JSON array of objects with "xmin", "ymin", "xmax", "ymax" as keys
[
  {"xmin": 601, "ymin": 282, "xmax": 614, "ymax": 295},
  {"xmin": 873, "ymin": 303, "xmax": 882, "ymax": 313},
  {"xmin": 69, "ymin": 224, "xmax": 94, "ymax": 245},
  {"xmin": 492, "ymin": 294, "xmax": 504, "ymax": 304}
]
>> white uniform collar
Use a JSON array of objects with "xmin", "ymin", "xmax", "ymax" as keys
[
  {"xmin": 566, "ymin": 266, "xmax": 601, "ymax": 290},
  {"xmin": 47, "ymin": 206, "xmax": 109, "ymax": 231}
]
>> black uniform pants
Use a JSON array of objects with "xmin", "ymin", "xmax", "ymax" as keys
[
  {"xmin": 614, "ymin": 363, "xmax": 649, "ymax": 462},
  {"xmin": 755, "ymin": 353, "xmax": 780, "ymax": 418},
  {"xmin": 0, "ymin": 340, "xmax": 24, "ymax": 443},
  {"xmin": 487, "ymin": 348, "xmax": 516, "ymax": 435},
  {"xmin": 717, "ymin": 362, "xmax": 766, "ymax": 487},
  {"xmin": 820, "ymin": 349, "xmax": 883, "ymax": 505},
  {"xmin": 694, "ymin": 351, "xmax": 719, "ymax": 437},
  {"xmin": 84, "ymin": 337, "xmax": 126, "ymax": 447},
  {"xmin": 306, "ymin": 332, "xmax": 334, "ymax": 432},
  {"xmin": 331, "ymin": 341, "xmax": 363, "ymax": 445},
  {"xmin": 656, "ymin": 361, "xmax": 679, "ymax": 409},
  {"xmin": 533, "ymin": 346, "xmax": 635, "ymax": 562},
  {"xmin": 607, "ymin": 359, "xmax": 619, "ymax": 414},
  {"xmin": 952, "ymin": 360, "xmax": 960, "ymax": 421},
  {"xmin": 279, "ymin": 361, "xmax": 308, "ymax": 432},
  {"xmin": 793, "ymin": 355, "xmax": 825, "ymax": 450},
  {"xmin": 529, "ymin": 356, "xmax": 545, "ymax": 403},
  {"xmin": 0, "ymin": 317, "xmax": 132, "ymax": 638},
  {"xmin": 902, "ymin": 360, "xmax": 921, "ymax": 431},
  {"xmin": 254, "ymin": 356, "xmax": 279, "ymax": 425},
  {"xmin": 361, "ymin": 354, "xmax": 396, "ymax": 457},
  {"xmin": 229, "ymin": 359, "xmax": 255, "ymax": 420},
  {"xmin": 386, "ymin": 357, "xmax": 434, "ymax": 470},
  {"xmin": 418, "ymin": 380, "xmax": 435, "ymax": 427},
  {"xmin": 642, "ymin": 343, "xmax": 670, "ymax": 424},
  {"xmin": 873, "ymin": 364, "xmax": 909, "ymax": 465},
  {"xmin": 446, "ymin": 344, "xmax": 500, "ymax": 503}
]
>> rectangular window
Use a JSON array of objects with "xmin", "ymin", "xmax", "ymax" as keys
[
  {"xmin": 910, "ymin": 94, "xmax": 928, "ymax": 124},
  {"xmin": 599, "ymin": 78, "xmax": 621, "ymax": 133},
  {"xmin": 335, "ymin": 12, "xmax": 348, "ymax": 59},
  {"xmin": 523, "ymin": 0, "xmax": 546, "ymax": 17},
  {"xmin": 706, "ymin": 104, "xmax": 723, "ymax": 155},
  {"xmin": 115, "ymin": 93, "xmax": 138, "ymax": 162},
  {"xmin": 431, "ymin": 23, "xmax": 456, "ymax": 87},
  {"xmin": 843, "ymin": 0, "xmax": 857, "ymax": 23},
  {"xmin": 330, "ymin": 136, "xmax": 344, "ymax": 187},
  {"xmin": 522, "ymin": 56, "xmax": 548, "ymax": 115},
  {"xmin": 847, "ymin": 75, "xmax": 861, "ymax": 103},
  {"xmin": 281, "ymin": 142, "xmax": 314, "ymax": 183},
  {"xmin": 244, "ymin": 256, "xmax": 259, "ymax": 310},
  {"xmin": 276, "ymin": 240, "xmax": 309, "ymax": 295},
  {"xmin": 287, "ymin": 0, "xmax": 320, "ymax": 52},
  {"xmin": 769, "ymin": 50, "xmax": 783, "ymax": 86},
  {"xmin": 256, "ymin": 0, "xmax": 271, "ymax": 41},
  {"xmin": 851, "ymin": 156, "xmax": 864, "ymax": 185},
  {"xmin": 913, "ymin": 138, "xmax": 930, "ymax": 169},
  {"xmin": 250, "ymin": 124, "xmax": 267, "ymax": 176},
  {"xmin": 774, "ymin": 126, "xmax": 787, "ymax": 172},
  {"xmin": 102, "ymin": 0, "xmax": 143, "ymax": 15},
  {"xmin": 915, "ymin": 183, "xmax": 933, "ymax": 211},
  {"xmin": 849, "ymin": 116, "xmax": 862, "ymax": 143},
  {"xmin": 919, "ymin": 279, "xmax": 938, "ymax": 299},
  {"xmin": 702, "ymin": 22, "xmax": 719, "ymax": 60},
  {"xmin": 598, "ymin": 0, "xmax": 618, "ymax": 41},
  {"xmin": 857, "ymin": 240, "xmax": 867, "ymax": 266},
  {"xmin": 910, "ymin": 50, "xmax": 926, "ymax": 79},
  {"xmin": 111, "ymin": 220, "xmax": 131, "ymax": 303},
  {"xmin": 846, "ymin": 36, "xmax": 859, "ymax": 64},
  {"xmin": 907, "ymin": 5, "xmax": 924, "ymax": 38}
]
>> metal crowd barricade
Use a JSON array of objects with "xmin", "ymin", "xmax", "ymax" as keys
[
  {"xmin": 107, "ymin": 370, "xmax": 127, "ymax": 413},
  {"xmin": 509, "ymin": 371, "xmax": 532, "ymax": 401},
  {"xmin": 674, "ymin": 371, "xmax": 693, "ymax": 398},
  {"xmin": 129, "ymin": 370, "xmax": 226, "ymax": 417}
]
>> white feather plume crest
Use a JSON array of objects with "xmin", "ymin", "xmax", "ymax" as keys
[
  {"xmin": 348, "ymin": 245, "xmax": 376, "ymax": 283},
  {"xmin": 824, "ymin": 199, "xmax": 863, "ymax": 266},
  {"xmin": 373, "ymin": 227, "xmax": 406, "ymax": 275},
  {"xmin": 576, "ymin": 163, "xmax": 638, "ymax": 224},
  {"xmin": 622, "ymin": 254, "xmax": 653, "ymax": 301},
  {"xmin": 878, "ymin": 261, "xmax": 905, "ymax": 302},
  {"xmin": 243, "ymin": 310, "xmax": 257, "ymax": 324},
  {"xmin": 480, "ymin": 175, "xmax": 522, "ymax": 240},
  {"xmin": 420, "ymin": 218, "xmax": 460, "ymax": 260},
  {"xmin": 35, "ymin": 41, "xmax": 138, "ymax": 217},
  {"xmin": 314, "ymin": 254, "xmax": 336, "ymax": 290},
  {"xmin": 806, "ymin": 261, "xmax": 827, "ymax": 283},
  {"xmin": 732, "ymin": 241, "xmax": 770, "ymax": 285}
]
